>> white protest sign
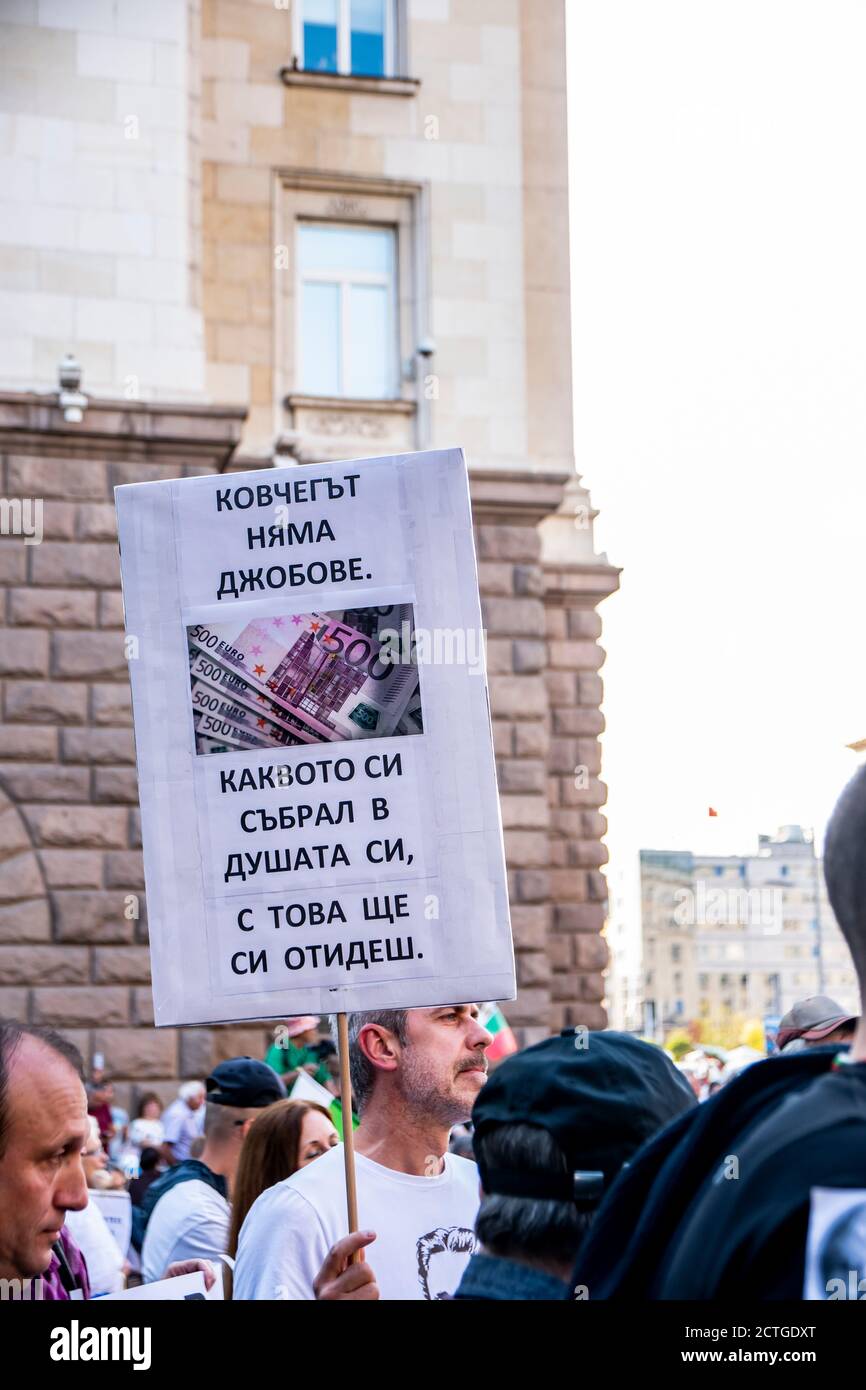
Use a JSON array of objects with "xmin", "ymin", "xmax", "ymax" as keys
[
  {"xmin": 99, "ymin": 1271, "xmax": 208, "ymax": 1301},
  {"xmin": 90, "ymin": 1188, "xmax": 132, "ymax": 1258},
  {"xmin": 290, "ymin": 1068, "xmax": 338, "ymax": 1110},
  {"xmin": 115, "ymin": 449, "xmax": 514, "ymax": 1025}
]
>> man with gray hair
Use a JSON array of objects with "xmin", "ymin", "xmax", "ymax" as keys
[
  {"xmin": 159, "ymin": 1079, "xmax": 206, "ymax": 1166},
  {"xmin": 234, "ymin": 1004, "xmax": 491, "ymax": 1300}
]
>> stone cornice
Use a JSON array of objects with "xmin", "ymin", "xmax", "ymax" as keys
[
  {"xmin": 543, "ymin": 560, "xmax": 622, "ymax": 605},
  {"xmin": 469, "ymin": 468, "xmax": 572, "ymax": 525},
  {"xmin": 0, "ymin": 392, "xmax": 246, "ymax": 467}
]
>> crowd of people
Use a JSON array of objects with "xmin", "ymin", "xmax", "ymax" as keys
[{"xmin": 2, "ymin": 764, "xmax": 866, "ymax": 1301}]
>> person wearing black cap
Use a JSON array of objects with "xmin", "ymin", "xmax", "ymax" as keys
[
  {"xmin": 140, "ymin": 1058, "xmax": 285, "ymax": 1289},
  {"xmin": 453, "ymin": 1030, "xmax": 695, "ymax": 1300}
]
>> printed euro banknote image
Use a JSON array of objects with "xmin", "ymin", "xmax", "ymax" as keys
[{"xmin": 187, "ymin": 605, "xmax": 424, "ymax": 756}]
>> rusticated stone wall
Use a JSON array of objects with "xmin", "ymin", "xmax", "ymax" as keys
[{"xmin": 0, "ymin": 397, "xmax": 618, "ymax": 1103}]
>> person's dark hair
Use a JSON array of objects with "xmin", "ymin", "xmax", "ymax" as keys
[
  {"xmin": 135, "ymin": 1091, "xmax": 161, "ymax": 1119},
  {"xmin": 138, "ymin": 1146, "xmax": 160, "ymax": 1172},
  {"xmin": 824, "ymin": 765, "xmax": 866, "ymax": 982},
  {"xmin": 333, "ymin": 1010, "xmax": 409, "ymax": 1114},
  {"xmin": 474, "ymin": 1123, "xmax": 591, "ymax": 1268},
  {"xmin": 0, "ymin": 1021, "xmax": 85, "ymax": 1161}
]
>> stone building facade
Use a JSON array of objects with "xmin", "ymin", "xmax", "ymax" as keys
[{"xmin": 0, "ymin": 0, "xmax": 618, "ymax": 1105}]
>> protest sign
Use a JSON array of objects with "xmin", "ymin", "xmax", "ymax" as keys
[
  {"xmin": 90, "ymin": 1188, "xmax": 132, "ymax": 1258},
  {"xmin": 115, "ymin": 449, "xmax": 514, "ymax": 1026},
  {"xmin": 289, "ymin": 1068, "xmax": 338, "ymax": 1110},
  {"xmin": 99, "ymin": 1271, "xmax": 208, "ymax": 1301}
]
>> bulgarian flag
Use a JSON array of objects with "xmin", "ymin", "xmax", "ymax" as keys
[{"xmin": 479, "ymin": 1003, "xmax": 518, "ymax": 1061}]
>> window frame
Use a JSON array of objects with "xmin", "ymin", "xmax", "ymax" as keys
[
  {"xmin": 295, "ymin": 219, "xmax": 398, "ymax": 400},
  {"xmin": 293, "ymin": 0, "xmax": 398, "ymax": 79},
  {"xmin": 274, "ymin": 171, "xmax": 430, "ymax": 455}
]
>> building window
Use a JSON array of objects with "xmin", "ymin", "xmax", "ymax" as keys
[
  {"xmin": 297, "ymin": 222, "xmax": 396, "ymax": 399},
  {"xmin": 297, "ymin": 0, "xmax": 395, "ymax": 78}
]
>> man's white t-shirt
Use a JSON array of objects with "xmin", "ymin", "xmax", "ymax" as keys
[
  {"xmin": 141, "ymin": 1178, "xmax": 230, "ymax": 1285},
  {"xmin": 233, "ymin": 1146, "xmax": 480, "ymax": 1301}
]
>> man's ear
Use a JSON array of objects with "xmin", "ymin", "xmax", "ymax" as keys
[{"xmin": 358, "ymin": 1023, "xmax": 401, "ymax": 1075}]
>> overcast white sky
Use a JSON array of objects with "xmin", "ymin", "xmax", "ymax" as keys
[{"xmin": 565, "ymin": 1, "xmax": 866, "ymax": 923}]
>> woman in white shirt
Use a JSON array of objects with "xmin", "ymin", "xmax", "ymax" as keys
[{"xmin": 121, "ymin": 1092, "xmax": 166, "ymax": 1178}]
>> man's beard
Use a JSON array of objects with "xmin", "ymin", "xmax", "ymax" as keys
[{"xmin": 398, "ymin": 1048, "xmax": 487, "ymax": 1127}]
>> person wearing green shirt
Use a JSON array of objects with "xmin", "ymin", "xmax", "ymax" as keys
[{"xmin": 265, "ymin": 1017, "xmax": 332, "ymax": 1088}]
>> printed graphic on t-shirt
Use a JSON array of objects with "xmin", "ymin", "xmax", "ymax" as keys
[
  {"xmin": 416, "ymin": 1226, "xmax": 477, "ymax": 1300},
  {"xmin": 804, "ymin": 1187, "xmax": 866, "ymax": 1299}
]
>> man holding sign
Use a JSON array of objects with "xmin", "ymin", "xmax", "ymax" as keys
[{"xmin": 233, "ymin": 1005, "xmax": 491, "ymax": 1301}]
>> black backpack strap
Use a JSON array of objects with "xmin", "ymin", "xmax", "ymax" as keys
[{"xmin": 52, "ymin": 1237, "xmax": 80, "ymax": 1296}]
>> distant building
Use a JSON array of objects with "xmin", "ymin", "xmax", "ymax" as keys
[{"xmin": 640, "ymin": 826, "xmax": 859, "ymax": 1037}]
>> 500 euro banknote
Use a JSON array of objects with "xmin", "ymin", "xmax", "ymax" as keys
[{"xmin": 188, "ymin": 612, "xmax": 419, "ymax": 742}]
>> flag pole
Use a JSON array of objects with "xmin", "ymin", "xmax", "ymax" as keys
[{"xmin": 336, "ymin": 1011, "xmax": 361, "ymax": 1262}]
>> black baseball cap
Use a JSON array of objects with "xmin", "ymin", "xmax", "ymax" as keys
[
  {"xmin": 471, "ymin": 1030, "xmax": 695, "ymax": 1203},
  {"xmin": 205, "ymin": 1057, "xmax": 287, "ymax": 1108}
]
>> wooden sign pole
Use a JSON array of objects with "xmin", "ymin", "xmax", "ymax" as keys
[{"xmin": 336, "ymin": 1012, "xmax": 361, "ymax": 1263}]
